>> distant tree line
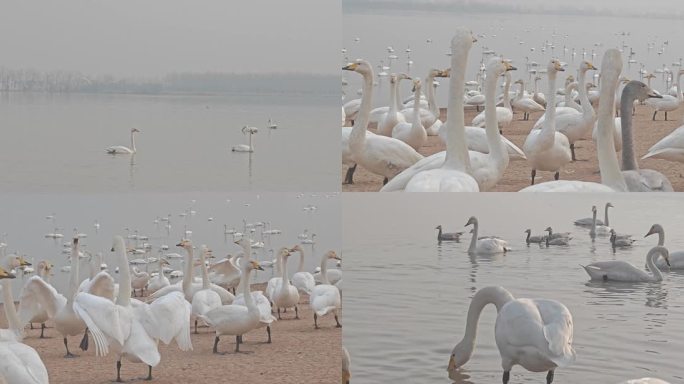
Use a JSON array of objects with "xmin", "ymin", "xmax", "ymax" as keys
[{"xmin": 0, "ymin": 67, "xmax": 336, "ymax": 95}]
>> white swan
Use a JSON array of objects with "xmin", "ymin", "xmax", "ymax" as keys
[
  {"xmin": 208, "ymin": 254, "xmax": 241, "ymax": 294},
  {"xmin": 232, "ymin": 126, "xmax": 257, "ymax": 152},
  {"xmin": 589, "ymin": 205, "xmax": 612, "ymax": 239},
  {"xmin": 272, "ymin": 247, "xmax": 300, "ymax": 318},
  {"xmin": 265, "ymin": 247, "xmax": 289, "ymax": 303},
  {"xmin": 465, "ymin": 216, "xmax": 509, "ymax": 254},
  {"xmin": 447, "ymin": 286, "xmax": 575, "ymax": 384},
  {"xmin": 198, "ymin": 258, "xmax": 264, "ymax": 354},
  {"xmin": 642, "ymin": 123, "xmax": 684, "ymax": 163},
  {"xmin": 343, "ymin": 98, "xmax": 361, "ymax": 124},
  {"xmin": 147, "ymin": 257, "xmax": 170, "ymax": 294},
  {"xmin": 646, "ymin": 69, "xmax": 683, "ymax": 120},
  {"xmin": 191, "ymin": 245, "xmax": 222, "ymax": 333},
  {"xmin": 73, "ymin": 235, "xmax": 193, "ymax": 381},
  {"xmin": 644, "ymin": 224, "xmax": 684, "ymax": 270},
  {"xmin": 512, "ymin": 79, "xmax": 545, "ymax": 120},
  {"xmin": 533, "ymin": 75, "xmax": 547, "ymax": 107},
  {"xmin": 376, "ymin": 73, "xmax": 409, "ymax": 136},
  {"xmin": 574, "ymin": 202, "xmax": 610, "ymax": 227},
  {"xmin": 310, "ymin": 250, "xmax": 342, "ymax": 329},
  {"xmin": 0, "ymin": 264, "xmax": 49, "ymax": 384},
  {"xmin": 106, "ymin": 128, "xmax": 140, "ymax": 154},
  {"xmin": 342, "ymin": 346, "xmax": 351, "ymax": 384},
  {"xmin": 392, "ymin": 79, "xmax": 427, "ymax": 150},
  {"xmin": 523, "ymin": 59, "xmax": 572, "ymax": 184},
  {"xmin": 618, "ymin": 379, "xmax": 671, "ymax": 384},
  {"xmin": 53, "ymin": 238, "xmax": 87, "ymax": 357},
  {"xmin": 22, "ymin": 261, "xmax": 53, "ymax": 338},
  {"xmin": 618, "ymin": 81, "xmax": 674, "ymax": 191},
  {"xmin": 394, "ymin": 29, "xmax": 480, "ymax": 192},
  {"xmin": 342, "ymin": 61, "xmax": 423, "ymax": 185},
  {"xmin": 582, "ymin": 246, "xmax": 669, "ymax": 282},
  {"xmin": 289, "ymin": 245, "xmax": 315, "ymax": 296},
  {"xmin": 414, "ymin": 68, "xmax": 449, "ymax": 135},
  {"xmin": 519, "ymin": 50, "xmax": 627, "ymax": 192},
  {"xmin": 130, "ymin": 266, "xmax": 150, "ymax": 297},
  {"xmin": 471, "ymin": 71, "xmax": 514, "ymax": 130}
]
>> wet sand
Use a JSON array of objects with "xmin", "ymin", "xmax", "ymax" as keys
[
  {"xmin": 3, "ymin": 283, "xmax": 342, "ymax": 384},
  {"xmin": 342, "ymin": 105, "xmax": 684, "ymax": 192}
]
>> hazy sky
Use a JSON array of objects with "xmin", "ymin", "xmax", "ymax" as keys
[
  {"xmin": 0, "ymin": 0, "xmax": 340, "ymax": 77},
  {"xmin": 344, "ymin": 0, "xmax": 684, "ymax": 18}
]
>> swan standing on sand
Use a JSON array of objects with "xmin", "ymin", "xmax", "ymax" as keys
[
  {"xmin": 618, "ymin": 81, "xmax": 673, "ymax": 191},
  {"xmin": 533, "ymin": 75, "xmax": 547, "ymax": 107},
  {"xmin": 273, "ymin": 247, "xmax": 300, "ymax": 319},
  {"xmin": 436, "ymin": 225, "xmax": 462, "ymax": 242},
  {"xmin": 471, "ymin": 71, "xmax": 514, "ymax": 131},
  {"xmin": 146, "ymin": 257, "xmax": 170, "ymax": 294},
  {"xmin": 465, "ymin": 216, "xmax": 509, "ymax": 254},
  {"xmin": 0, "ymin": 265, "xmax": 49, "ymax": 384},
  {"xmin": 512, "ymin": 79, "xmax": 545, "ymax": 120},
  {"xmin": 392, "ymin": 79, "xmax": 427, "ymax": 150},
  {"xmin": 644, "ymin": 224, "xmax": 684, "ymax": 269},
  {"xmin": 642, "ymin": 121, "xmax": 684, "ymax": 163},
  {"xmin": 410, "ymin": 68, "xmax": 450, "ymax": 135},
  {"xmin": 342, "ymin": 60, "xmax": 423, "ymax": 185},
  {"xmin": 106, "ymin": 128, "xmax": 140, "ymax": 154},
  {"xmin": 520, "ymin": 50, "xmax": 627, "ymax": 192},
  {"xmin": 73, "ymin": 236, "xmax": 193, "ymax": 382},
  {"xmin": 646, "ymin": 69, "xmax": 683, "ymax": 120},
  {"xmin": 209, "ymin": 254, "xmax": 241, "ymax": 294},
  {"xmin": 310, "ymin": 250, "xmax": 342, "ymax": 329},
  {"xmin": 523, "ymin": 59, "xmax": 572, "ymax": 184},
  {"xmin": 289, "ymin": 244, "xmax": 315, "ymax": 296},
  {"xmin": 447, "ymin": 286, "xmax": 575, "ymax": 384},
  {"xmin": 382, "ymin": 28, "xmax": 480, "ymax": 192},
  {"xmin": 53, "ymin": 238, "xmax": 87, "ymax": 357},
  {"xmin": 574, "ymin": 202, "xmax": 611, "ymax": 227},
  {"xmin": 232, "ymin": 126, "xmax": 258, "ymax": 152},
  {"xmin": 582, "ymin": 246, "xmax": 670, "ymax": 282},
  {"xmin": 130, "ymin": 266, "xmax": 150, "ymax": 297},
  {"xmin": 191, "ymin": 246, "xmax": 222, "ymax": 333},
  {"xmin": 21, "ymin": 261, "xmax": 53, "ymax": 338},
  {"xmin": 376, "ymin": 73, "xmax": 410, "ymax": 136}
]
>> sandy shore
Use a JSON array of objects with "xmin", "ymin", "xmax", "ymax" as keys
[
  {"xmin": 342, "ymin": 105, "xmax": 684, "ymax": 192},
  {"xmin": 3, "ymin": 283, "xmax": 342, "ymax": 384}
]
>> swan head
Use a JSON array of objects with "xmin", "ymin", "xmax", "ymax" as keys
[
  {"xmin": 436, "ymin": 225, "xmax": 442, "ymax": 230},
  {"xmin": 278, "ymin": 247, "xmax": 291, "ymax": 259},
  {"xmin": 580, "ymin": 61, "xmax": 598, "ymax": 71},
  {"xmin": 625, "ymin": 81, "xmax": 662, "ymax": 101},
  {"xmin": 38, "ymin": 260, "xmax": 53, "ymax": 273},
  {"xmin": 289, "ymin": 244, "xmax": 303, "ymax": 252},
  {"xmin": 544, "ymin": 227, "xmax": 553, "ymax": 233},
  {"xmin": 131, "ymin": 128, "xmax": 140, "ymax": 133},
  {"xmin": 486, "ymin": 57, "xmax": 516, "ymax": 78},
  {"xmin": 432, "ymin": 68, "xmax": 450, "ymax": 78},
  {"xmin": 450, "ymin": 28, "xmax": 477, "ymax": 52},
  {"xmin": 591, "ymin": 205, "xmax": 597, "ymax": 213},
  {"xmin": 176, "ymin": 239, "xmax": 192, "ymax": 250},
  {"xmin": 325, "ymin": 250, "xmax": 341, "ymax": 261},
  {"xmin": 0, "ymin": 266, "xmax": 15, "ymax": 279},
  {"xmin": 514, "ymin": 79, "xmax": 523, "ymax": 85},
  {"xmin": 524, "ymin": 229, "xmax": 531, "ymax": 234},
  {"xmin": 160, "ymin": 258, "xmax": 170, "ymax": 267},
  {"xmin": 411, "ymin": 79, "xmax": 421, "ymax": 93},
  {"xmin": 644, "ymin": 224, "xmax": 663, "ymax": 238},
  {"xmin": 246, "ymin": 260, "xmax": 264, "ymax": 272},
  {"xmin": 5, "ymin": 255, "xmax": 31, "ymax": 269},
  {"xmin": 448, "ymin": 340, "xmax": 474, "ymax": 372},
  {"xmin": 342, "ymin": 60, "xmax": 372, "ymax": 76},
  {"xmin": 464, "ymin": 216, "xmax": 478, "ymax": 227},
  {"xmin": 606, "ymin": 202, "xmax": 614, "ymax": 209},
  {"xmin": 548, "ymin": 59, "xmax": 565, "ymax": 73}
]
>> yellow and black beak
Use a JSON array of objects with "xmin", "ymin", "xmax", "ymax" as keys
[
  {"xmin": 505, "ymin": 62, "xmax": 517, "ymax": 71},
  {"xmin": 0, "ymin": 267, "xmax": 16, "ymax": 279},
  {"xmin": 342, "ymin": 63, "xmax": 358, "ymax": 71},
  {"xmin": 588, "ymin": 62, "xmax": 597, "ymax": 70},
  {"xmin": 19, "ymin": 257, "xmax": 32, "ymax": 267}
]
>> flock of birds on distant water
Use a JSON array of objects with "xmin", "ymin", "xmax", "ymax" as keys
[
  {"xmin": 342, "ymin": 27, "xmax": 684, "ymax": 192},
  {"xmin": 433, "ymin": 201, "xmax": 680, "ymax": 383}
]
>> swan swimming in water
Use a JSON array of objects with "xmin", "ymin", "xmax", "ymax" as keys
[
  {"xmin": 465, "ymin": 216, "xmax": 509, "ymax": 254},
  {"xmin": 106, "ymin": 128, "xmax": 140, "ymax": 154},
  {"xmin": 644, "ymin": 224, "xmax": 684, "ymax": 270},
  {"xmin": 232, "ymin": 126, "xmax": 258, "ymax": 152},
  {"xmin": 582, "ymin": 246, "xmax": 670, "ymax": 282},
  {"xmin": 447, "ymin": 286, "xmax": 575, "ymax": 384}
]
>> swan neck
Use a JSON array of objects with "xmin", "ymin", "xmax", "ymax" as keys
[
  {"xmin": 678, "ymin": 72, "xmax": 683, "ymax": 102},
  {"xmin": 443, "ymin": 42, "xmax": 472, "ymax": 171},
  {"xmin": 200, "ymin": 249, "xmax": 210, "ymax": 290},
  {"xmin": 182, "ymin": 246, "xmax": 194, "ymax": 295},
  {"xmin": 542, "ymin": 71, "xmax": 557, "ymax": 137},
  {"xmin": 320, "ymin": 253, "xmax": 331, "ymax": 285},
  {"xmin": 426, "ymin": 72, "xmax": 439, "ymax": 115},
  {"xmin": 657, "ymin": 229, "xmax": 665, "ymax": 246},
  {"xmin": 241, "ymin": 265, "xmax": 255, "ymax": 308},
  {"xmin": 297, "ymin": 249, "xmax": 305, "ymax": 273},
  {"xmin": 280, "ymin": 253, "xmax": 291, "ymax": 289},
  {"xmin": 350, "ymin": 70, "xmax": 374, "ymax": 154},
  {"xmin": 620, "ymin": 87, "xmax": 638, "ymax": 171},
  {"xmin": 596, "ymin": 57, "xmax": 627, "ymax": 191},
  {"xmin": 468, "ymin": 221, "xmax": 478, "ymax": 253},
  {"xmin": 604, "ymin": 205, "xmax": 610, "ymax": 227},
  {"xmin": 116, "ymin": 239, "xmax": 132, "ymax": 306},
  {"xmin": 1, "ymin": 279, "xmax": 21, "ymax": 332},
  {"xmin": 647, "ymin": 249, "xmax": 664, "ymax": 281},
  {"xmin": 389, "ymin": 79, "xmax": 399, "ymax": 113},
  {"xmin": 456, "ymin": 287, "xmax": 514, "ymax": 365},
  {"xmin": 484, "ymin": 71, "xmax": 506, "ymax": 164},
  {"xmin": 578, "ymin": 69, "xmax": 594, "ymax": 118},
  {"xmin": 68, "ymin": 242, "xmax": 80, "ymax": 303},
  {"xmin": 503, "ymin": 73, "xmax": 511, "ymax": 110}
]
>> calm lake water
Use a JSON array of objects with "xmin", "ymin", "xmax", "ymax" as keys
[
  {"xmin": 0, "ymin": 92, "xmax": 339, "ymax": 192},
  {"xmin": 0, "ymin": 192, "xmax": 341, "ymax": 299},
  {"xmin": 343, "ymin": 193, "xmax": 684, "ymax": 383},
  {"xmin": 343, "ymin": 9, "xmax": 684, "ymax": 111}
]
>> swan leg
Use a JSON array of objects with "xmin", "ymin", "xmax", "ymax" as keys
[
  {"xmin": 554, "ymin": 171, "xmax": 560, "ymax": 181},
  {"xmin": 383, "ymin": 177, "xmax": 389, "ymax": 185},
  {"xmin": 652, "ymin": 111, "xmax": 657, "ymax": 120},
  {"xmin": 79, "ymin": 328, "xmax": 89, "ymax": 351},
  {"xmin": 145, "ymin": 365, "xmax": 153, "ymax": 381},
  {"xmin": 665, "ymin": 111, "xmax": 668, "ymax": 121},
  {"xmin": 502, "ymin": 370, "xmax": 510, "ymax": 384},
  {"xmin": 546, "ymin": 370, "xmax": 554, "ymax": 384},
  {"xmin": 570, "ymin": 144, "xmax": 576, "ymax": 161},
  {"xmin": 530, "ymin": 169, "xmax": 536, "ymax": 185},
  {"xmin": 277, "ymin": 307, "xmax": 281, "ymax": 320},
  {"xmin": 194, "ymin": 319, "xmax": 198, "ymax": 334},
  {"xmin": 63, "ymin": 337, "xmax": 77, "ymax": 358},
  {"xmin": 335, "ymin": 313, "xmax": 342, "ymax": 328},
  {"xmin": 30, "ymin": 322, "xmax": 34, "ymax": 330},
  {"xmin": 266, "ymin": 325, "xmax": 272, "ymax": 343},
  {"xmin": 40, "ymin": 323, "xmax": 46, "ymax": 338},
  {"xmin": 116, "ymin": 360, "xmax": 123, "ymax": 382},
  {"xmin": 343, "ymin": 164, "xmax": 357, "ymax": 185},
  {"xmin": 212, "ymin": 335, "xmax": 226, "ymax": 355},
  {"xmin": 314, "ymin": 313, "xmax": 319, "ymax": 329},
  {"xmin": 295, "ymin": 305, "xmax": 300, "ymax": 319}
]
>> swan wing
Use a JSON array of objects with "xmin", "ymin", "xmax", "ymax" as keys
[
  {"xmin": 535, "ymin": 299, "xmax": 576, "ymax": 367},
  {"xmin": 72, "ymin": 292, "xmax": 126, "ymax": 356},
  {"xmin": 311, "ymin": 285, "xmax": 341, "ymax": 316},
  {"xmin": 148, "ymin": 284, "xmax": 182, "ymax": 301},
  {"xmin": 17, "ymin": 276, "xmax": 67, "ymax": 326},
  {"xmin": 520, "ymin": 180, "xmax": 615, "ymax": 192},
  {"xmin": 121, "ymin": 318, "xmax": 161, "ymax": 367},
  {"xmin": 622, "ymin": 170, "xmax": 674, "ymax": 192},
  {"xmin": 292, "ymin": 272, "xmax": 315, "ymax": 295},
  {"xmin": 209, "ymin": 283, "xmax": 234, "ymax": 304},
  {"xmin": 139, "ymin": 291, "xmax": 192, "ymax": 351},
  {"xmin": 86, "ymin": 271, "xmax": 116, "ymax": 301},
  {"xmin": 643, "ymin": 125, "xmax": 684, "ymax": 160},
  {"xmin": 380, "ymin": 152, "xmax": 445, "ymax": 192},
  {"xmin": 0, "ymin": 342, "xmax": 49, "ymax": 384}
]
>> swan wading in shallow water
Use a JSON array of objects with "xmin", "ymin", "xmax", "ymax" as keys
[
  {"xmin": 106, "ymin": 128, "xmax": 140, "ymax": 154},
  {"xmin": 447, "ymin": 286, "xmax": 575, "ymax": 384},
  {"xmin": 465, "ymin": 216, "xmax": 509, "ymax": 254},
  {"xmin": 232, "ymin": 126, "xmax": 258, "ymax": 152},
  {"xmin": 582, "ymin": 246, "xmax": 670, "ymax": 282},
  {"xmin": 644, "ymin": 224, "xmax": 684, "ymax": 270}
]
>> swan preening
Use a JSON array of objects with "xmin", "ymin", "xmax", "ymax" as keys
[
  {"xmin": 448, "ymin": 286, "xmax": 575, "ymax": 384},
  {"xmin": 106, "ymin": 128, "xmax": 140, "ymax": 154}
]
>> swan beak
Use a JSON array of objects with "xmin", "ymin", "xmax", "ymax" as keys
[
  {"xmin": 588, "ymin": 63, "xmax": 597, "ymax": 70},
  {"xmin": 648, "ymin": 90, "xmax": 663, "ymax": 99},
  {"xmin": 504, "ymin": 62, "xmax": 517, "ymax": 71},
  {"xmin": 644, "ymin": 229, "xmax": 654, "ymax": 237},
  {"xmin": 472, "ymin": 36, "xmax": 478, "ymax": 43},
  {"xmin": 19, "ymin": 257, "xmax": 31, "ymax": 267},
  {"xmin": 666, "ymin": 257, "xmax": 671, "ymax": 267},
  {"xmin": 0, "ymin": 267, "xmax": 15, "ymax": 279},
  {"xmin": 448, "ymin": 355, "xmax": 456, "ymax": 371},
  {"xmin": 257, "ymin": 265, "xmax": 265, "ymax": 271},
  {"xmin": 438, "ymin": 69, "xmax": 450, "ymax": 78},
  {"xmin": 342, "ymin": 63, "xmax": 358, "ymax": 71}
]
